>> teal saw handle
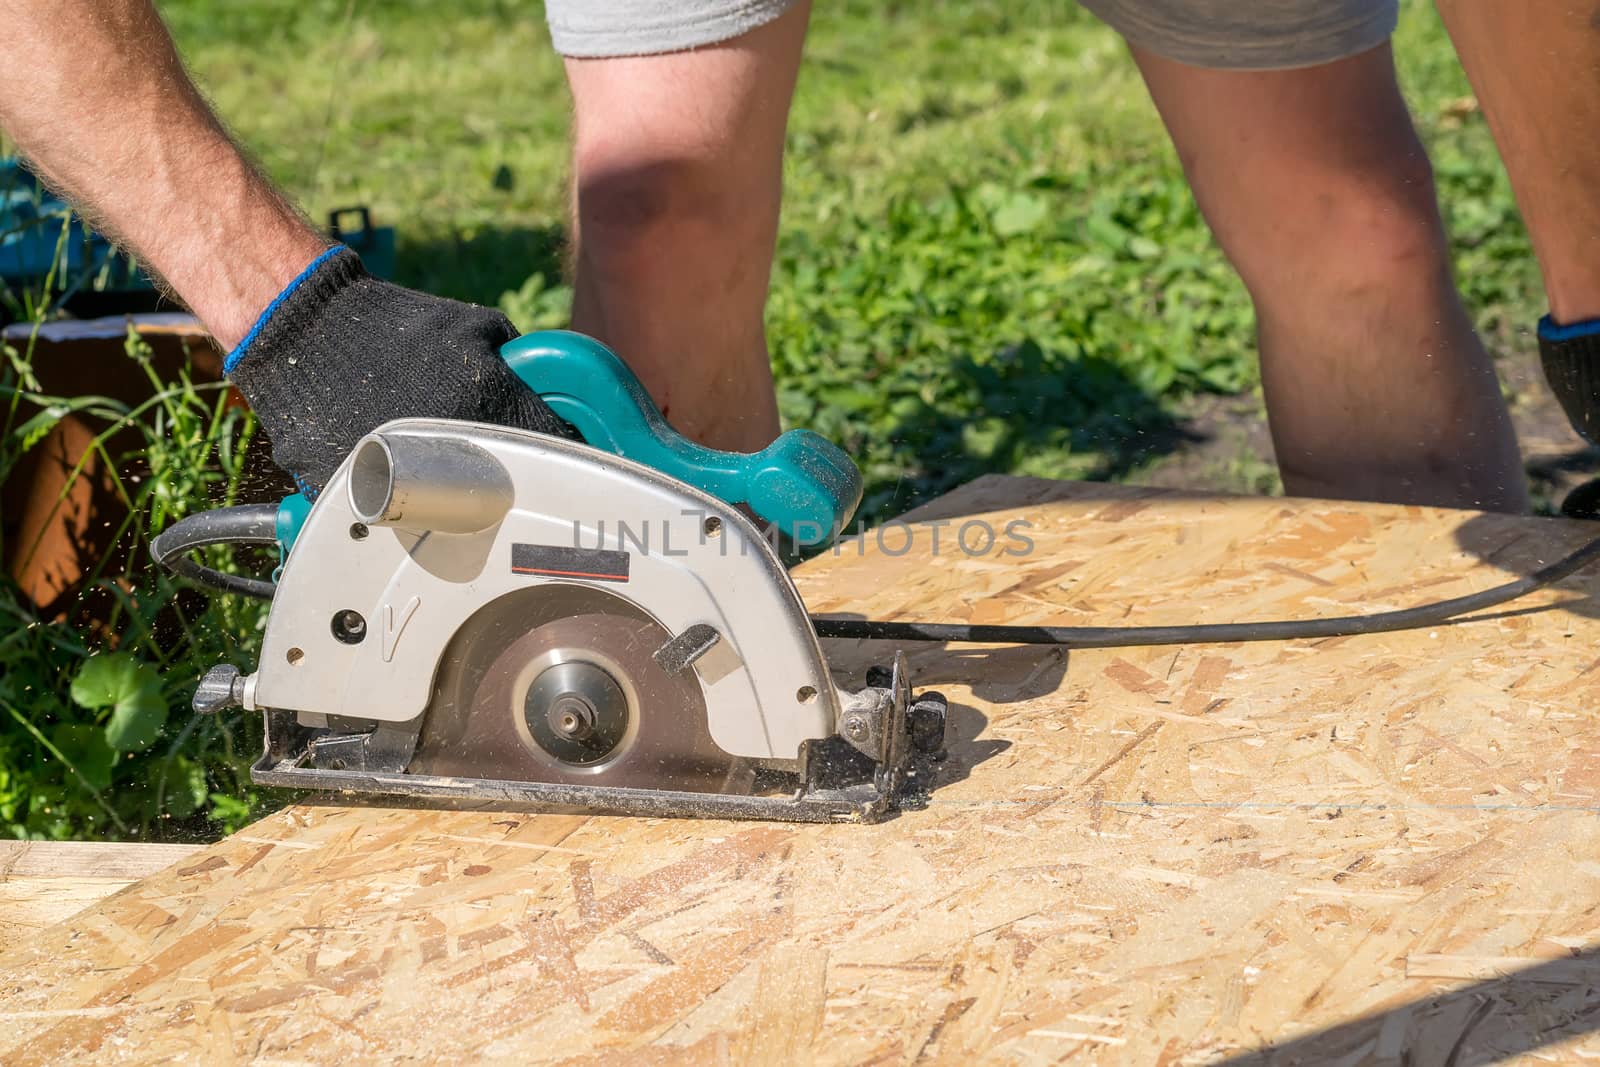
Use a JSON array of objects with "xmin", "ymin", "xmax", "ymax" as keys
[
  {"xmin": 502, "ymin": 330, "xmax": 863, "ymax": 541},
  {"xmin": 272, "ymin": 330, "xmax": 862, "ymax": 560}
]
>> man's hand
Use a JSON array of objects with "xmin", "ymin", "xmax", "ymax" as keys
[{"xmin": 226, "ymin": 247, "xmax": 578, "ymax": 494}]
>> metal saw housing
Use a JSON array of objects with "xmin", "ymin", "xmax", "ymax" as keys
[{"xmin": 222, "ymin": 419, "xmax": 944, "ymax": 822}]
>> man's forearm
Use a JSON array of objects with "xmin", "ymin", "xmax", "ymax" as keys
[{"xmin": 0, "ymin": 0, "xmax": 327, "ymax": 346}]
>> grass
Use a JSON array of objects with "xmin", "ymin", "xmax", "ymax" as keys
[
  {"xmin": 1, "ymin": 319, "xmax": 271, "ymax": 840},
  {"xmin": 0, "ymin": 0, "xmax": 1548, "ymax": 839},
  {"xmin": 162, "ymin": 0, "xmax": 1543, "ymax": 515}
]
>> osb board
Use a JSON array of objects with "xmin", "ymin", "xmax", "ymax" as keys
[
  {"xmin": 7, "ymin": 477, "xmax": 1600, "ymax": 1064},
  {"xmin": 0, "ymin": 843, "xmax": 201, "ymax": 956}
]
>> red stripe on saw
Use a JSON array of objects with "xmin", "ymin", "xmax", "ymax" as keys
[{"xmin": 511, "ymin": 566, "xmax": 629, "ymax": 582}]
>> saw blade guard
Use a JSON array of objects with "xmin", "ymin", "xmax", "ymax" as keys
[{"xmin": 246, "ymin": 419, "xmax": 840, "ymax": 764}]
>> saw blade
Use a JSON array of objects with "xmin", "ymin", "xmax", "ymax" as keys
[{"xmin": 408, "ymin": 586, "xmax": 748, "ymax": 794}]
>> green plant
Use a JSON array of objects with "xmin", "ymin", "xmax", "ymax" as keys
[
  {"xmin": 0, "ymin": 227, "xmax": 278, "ymax": 839},
  {"xmin": 766, "ymin": 168, "xmax": 1255, "ymax": 518}
]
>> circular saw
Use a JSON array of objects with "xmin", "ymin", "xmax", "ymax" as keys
[{"xmin": 155, "ymin": 331, "xmax": 948, "ymax": 823}]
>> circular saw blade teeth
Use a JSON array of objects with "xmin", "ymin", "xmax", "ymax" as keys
[{"xmin": 410, "ymin": 589, "xmax": 748, "ymax": 794}]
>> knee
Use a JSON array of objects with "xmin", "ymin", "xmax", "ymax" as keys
[
  {"xmin": 1328, "ymin": 150, "xmax": 1447, "ymax": 279},
  {"xmin": 1233, "ymin": 150, "xmax": 1451, "ymax": 302}
]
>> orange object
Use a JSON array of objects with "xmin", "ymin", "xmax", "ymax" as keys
[{"xmin": 1, "ymin": 314, "xmax": 284, "ymax": 621}]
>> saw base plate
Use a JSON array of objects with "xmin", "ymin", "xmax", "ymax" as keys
[{"xmin": 251, "ymin": 654, "xmax": 943, "ymax": 824}]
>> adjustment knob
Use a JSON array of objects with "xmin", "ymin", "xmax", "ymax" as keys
[{"xmin": 193, "ymin": 664, "xmax": 246, "ymax": 715}]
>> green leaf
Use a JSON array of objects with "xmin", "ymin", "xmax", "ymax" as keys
[
  {"xmin": 207, "ymin": 792, "xmax": 256, "ymax": 833},
  {"xmin": 1127, "ymin": 236, "xmax": 1162, "ymax": 260},
  {"xmin": 817, "ymin": 385, "xmax": 882, "ymax": 413},
  {"xmin": 1084, "ymin": 211, "xmax": 1133, "ymax": 251},
  {"xmin": 6, "ymin": 394, "xmax": 121, "ymax": 454},
  {"xmin": 991, "ymin": 193, "xmax": 1048, "ymax": 237},
  {"xmin": 162, "ymin": 756, "xmax": 210, "ymax": 820},
  {"xmin": 50, "ymin": 724, "xmax": 115, "ymax": 792},
  {"xmin": 70, "ymin": 653, "xmax": 168, "ymax": 753}
]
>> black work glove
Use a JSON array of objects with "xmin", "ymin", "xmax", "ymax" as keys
[
  {"xmin": 1540, "ymin": 314, "xmax": 1600, "ymax": 446},
  {"xmin": 224, "ymin": 245, "xmax": 578, "ymax": 495}
]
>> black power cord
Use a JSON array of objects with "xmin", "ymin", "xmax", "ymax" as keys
[
  {"xmin": 159, "ymin": 504, "xmax": 1600, "ymax": 652},
  {"xmin": 811, "ymin": 533, "xmax": 1600, "ymax": 648},
  {"xmin": 150, "ymin": 503, "xmax": 282, "ymax": 600}
]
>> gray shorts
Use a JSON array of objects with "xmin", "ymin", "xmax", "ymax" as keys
[
  {"xmin": 1078, "ymin": 0, "xmax": 1397, "ymax": 70},
  {"xmin": 546, "ymin": 0, "xmax": 797, "ymax": 58},
  {"xmin": 545, "ymin": 0, "xmax": 1397, "ymax": 69}
]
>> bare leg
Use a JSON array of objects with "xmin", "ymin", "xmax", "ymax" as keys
[
  {"xmin": 1131, "ymin": 43, "xmax": 1527, "ymax": 512},
  {"xmin": 563, "ymin": 3, "xmax": 809, "ymax": 452},
  {"xmin": 1436, "ymin": 4, "xmax": 1600, "ymax": 324}
]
